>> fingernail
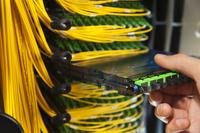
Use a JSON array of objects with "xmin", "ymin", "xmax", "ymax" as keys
[
  {"xmin": 155, "ymin": 54, "xmax": 167, "ymax": 59},
  {"xmin": 149, "ymin": 100, "xmax": 160, "ymax": 107},
  {"xmin": 157, "ymin": 116, "xmax": 168, "ymax": 123},
  {"xmin": 149, "ymin": 92, "xmax": 162, "ymax": 107},
  {"xmin": 156, "ymin": 54, "xmax": 165, "ymax": 57}
]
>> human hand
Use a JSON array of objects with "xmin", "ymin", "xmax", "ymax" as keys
[{"xmin": 149, "ymin": 54, "xmax": 200, "ymax": 133}]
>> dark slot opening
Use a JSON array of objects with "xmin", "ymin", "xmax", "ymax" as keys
[
  {"xmin": 154, "ymin": 25, "xmax": 167, "ymax": 51},
  {"xmin": 156, "ymin": 0, "xmax": 169, "ymax": 21},
  {"xmin": 170, "ymin": 26, "xmax": 182, "ymax": 53},
  {"xmin": 173, "ymin": 0, "xmax": 185, "ymax": 22}
]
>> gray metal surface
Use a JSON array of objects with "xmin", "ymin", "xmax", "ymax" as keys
[{"xmin": 179, "ymin": 0, "xmax": 200, "ymax": 56}]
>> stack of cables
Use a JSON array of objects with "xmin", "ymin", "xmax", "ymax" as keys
[
  {"xmin": 51, "ymin": 83, "xmax": 144, "ymax": 133},
  {"xmin": 43, "ymin": 0, "xmax": 152, "ymax": 132},
  {"xmin": 0, "ymin": 0, "xmax": 152, "ymax": 133},
  {"xmin": 48, "ymin": 0, "xmax": 152, "ymax": 61}
]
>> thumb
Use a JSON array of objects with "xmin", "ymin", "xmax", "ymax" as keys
[{"xmin": 154, "ymin": 53, "xmax": 200, "ymax": 81}]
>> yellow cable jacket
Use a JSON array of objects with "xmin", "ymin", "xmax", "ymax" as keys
[
  {"xmin": 71, "ymin": 48, "xmax": 149, "ymax": 61},
  {"xmin": 56, "ymin": 0, "xmax": 150, "ymax": 17},
  {"xmin": 0, "ymin": 0, "xmax": 55, "ymax": 132},
  {"xmin": 34, "ymin": 0, "xmax": 152, "ymax": 43}
]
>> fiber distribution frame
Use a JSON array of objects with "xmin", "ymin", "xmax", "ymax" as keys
[{"xmin": 0, "ymin": 0, "xmax": 190, "ymax": 133}]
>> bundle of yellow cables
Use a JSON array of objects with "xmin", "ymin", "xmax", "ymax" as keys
[
  {"xmin": 36, "ymin": 0, "xmax": 152, "ymax": 43},
  {"xmin": 71, "ymin": 45, "xmax": 149, "ymax": 61},
  {"xmin": 55, "ymin": 0, "xmax": 150, "ymax": 17},
  {"xmin": 41, "ymin": 83, "xmax": 144, "ymax": 132},
  {"xmin": 39, "ymin": 0, "xmax": 152, "ymax": 61},
  {"xmin": 0, "ymin": 0, "xmax": 150, "ymax": 132},
  {"xmin": 0, "ymin": 0, "xmax": 56, "ymax": 132}
]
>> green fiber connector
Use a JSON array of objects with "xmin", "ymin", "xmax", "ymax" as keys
[{"xmin": 134, "ymin": 72, "xmax": 179, "ymax": 87}]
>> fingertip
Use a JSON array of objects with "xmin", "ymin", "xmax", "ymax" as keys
[
  {"xmin": 149, "ymin": 91, "xmax": 163, "ymax": 107},
  {"xmin": 166, "ymin": 118, "xmax": 190, "ymax": 133},
  {"xmin": 156, "ymin": 103, "xmax": 172, "ymax": 118},
  {"xmin": 175, "ymin": 118, "xmax": 190, "ymax": 129},
  {"xmin": 154, "ymin": 54, "xmax": 173, "ymax": 70},
  {"xmin": 154, "ymin": 54, "xmax": 167, "ymax": 64},
  {"xmin": 156, "ymin": 53, "xmax": 200, "ymax": 80}
]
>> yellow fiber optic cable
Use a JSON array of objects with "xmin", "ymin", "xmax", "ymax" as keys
[
  {"xmin": 67, "ymin": 83, "xmax": 126, "ymax": 99},
  {"xmin": 70, "ymin": 110, "xmax": 141, "ymax": 125},
  {"xmin": 67, "ymin": 95, "xmax": 143, "ymax": 117},
  {"xmin": 0, "ymin": 0, "xmax": 56, "ymax": 132},
  {"xmin": 55, "ymin": 0, "xmax": 150, "ymax": 17},
  {"xmin": 97, "ymin": 123, "xmax": 139, "ymax": 133},
  {"xmin": 36, "ymin": 83, "xmax": 57, "ymax": 117},
  {"xmin": 0, "ymin": 0, "xmax": 150, "ymax": 133},
  {"xmin": 34, "ymin": 0, "xmax": 152, "ymax": 43},
  {"xmin": 68, "ymin": 83, "xmax": 121, "ymax": 98},
  {"xmin": 71, "ymin": 47, "xmax": 149, "ymax": 61},
  {"xmin": 63, "ymin": 94, "xmax": 123, "ymax": 105},
  {"xmin": 65, "ymin": 110, "xmax": 142, "ymax": 132}
]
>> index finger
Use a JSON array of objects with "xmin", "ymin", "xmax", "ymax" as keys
[{"xmin": 154, "ymin": 54, "xmax": 200, "ymax": 82}]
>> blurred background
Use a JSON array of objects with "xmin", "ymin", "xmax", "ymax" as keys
[{"xmin": 145, "ymin": 0, "xmax": 200, "ymax": 55}]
